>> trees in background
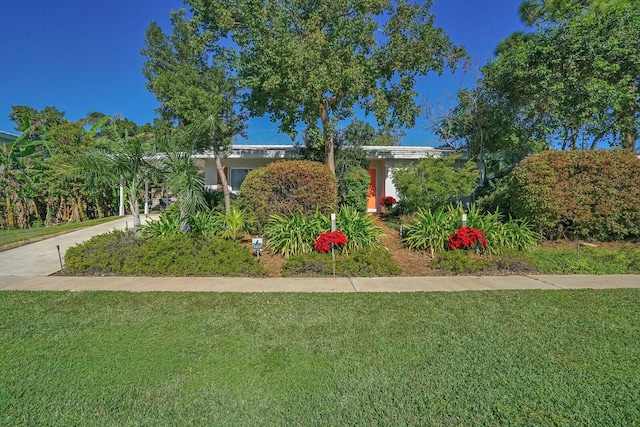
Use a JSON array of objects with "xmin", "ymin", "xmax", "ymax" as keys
[
  {"xmin": 0, "ymin": 106, "xmax": 156, "ymax": 229},
  {"xmin": 445, "ymin": 0, "xmax": 639, "ymax": 167},
  {"xmin": 185, "ymin": 0, "xmax": 466, "ymax": 173}
]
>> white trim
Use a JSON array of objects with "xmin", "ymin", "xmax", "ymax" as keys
[{"xmin": 194, "ymin": 144, "xmax": 455, "ymax": 160}]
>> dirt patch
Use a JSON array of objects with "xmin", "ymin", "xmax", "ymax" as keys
[{"xmin": 373, "ymin": 215, "xmax": 439, "ymax": 276}]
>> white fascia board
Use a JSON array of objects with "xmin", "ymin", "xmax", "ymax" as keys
[
  {"xmin": 191, "ymin": 144, "xmax": 459, "ymax": 160},
  {"xmin": 0, "ymin": 130, "xmax": 19, "ymax": 141}
]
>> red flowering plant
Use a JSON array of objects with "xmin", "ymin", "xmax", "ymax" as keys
[
  {"xmin": 314, "ymin": 231, "xmax": 348, "ymax": 253},
  {"xmin": 379, "ymin": 196, "xmax": 397, "ymax": 209},
  {"xmin": 449, "ymin": 227, "xmax": 488, "ymax": 252}
]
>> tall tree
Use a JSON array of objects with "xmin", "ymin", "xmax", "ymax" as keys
[
  {"xmin": 187, "ymin": 0, "xmax": 466, "ymax": 173},
  {"xmin": 344, "ymin": 119, "xmax": 403, "ymax": 146},
  {"xmin": 479, "ymin": 0, "xmax": 639, "ymax": 152},
  {"xmin": 142, "ymin": 10, "xmax": 245, "ymax": 214}
]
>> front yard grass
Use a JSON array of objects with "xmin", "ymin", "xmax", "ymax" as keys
[{"xmin": 2, "ymin": 290, "xmax": 639, "ymax": 425}]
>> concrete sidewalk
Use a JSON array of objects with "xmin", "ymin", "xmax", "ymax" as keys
[
  {"xmin": 0, "ymin": 274, "xmax": 638, "ymax": 292},
  {"xmin": 0, "ymin": 216, "xmax": 638, "ymax": 292}
]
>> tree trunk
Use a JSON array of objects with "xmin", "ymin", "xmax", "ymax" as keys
[
  {"xmin": 128, "ymin": 185, "xmax": 141, "ymax": 231},
  {"xmin": 320, "ymin": 103, "xmax": 336, "ymax": 174},
  {"xmin": 622, "ymin": 83, "xmax": 638, "ymax": 152},
  {"xmin": 215, "ymin": 153, "xmax": 231, "ymax": 215},
  {"xmin": 5, "ymin": 194, "xmax": 14, "ymax": 229}
]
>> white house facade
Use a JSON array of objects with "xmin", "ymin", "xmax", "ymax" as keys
[{"xmin": 194, "ymin": 145, "xmax": 457, "ymax": 212}]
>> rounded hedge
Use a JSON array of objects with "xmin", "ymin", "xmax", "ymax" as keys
[
  {"xmin": 509, "ymin": 150, "xmax": 640, "ymax": 240},
  {"xmin": 239, "ymin": 160, "xmax": 338, "ymax": 229}
]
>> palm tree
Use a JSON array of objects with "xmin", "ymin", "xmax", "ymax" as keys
[
  {"xmin": 72, "ymin": 118, "xmax": 154, "ymax": 229},
  {"xmin": 156, "ymin": 133, "xmax": 208, "ymax": 232},
  {"xmin": 185, "ymin": 111, "xmax": 235, "ymax": 215}
]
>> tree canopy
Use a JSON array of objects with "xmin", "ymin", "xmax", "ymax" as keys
[
  {"xmin": 444, "ymin": 0, "xmax": 639, "ymax": 164},
  {"xmin": 142, "ymin": 9, "xmax": 246, "ymax": 214},
  {"xmin": 185, "ymin": 0, "xmax": 466, "ymax": 173}
]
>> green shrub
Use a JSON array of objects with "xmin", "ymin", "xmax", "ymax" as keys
[
  {"xmin": 281, "ymin": 248, "xmax": 401, "ymax": 277},
  {"xmin": 401, "ymin": 206, "xmax": 458, "ymax": 257},
  {"xmin": 432, "ymin": 250, "xmax": 492, "ymax": 275},
  {"xmin": 510, "ymin": 150, "xmax": 640, "ymax": 240},
  {"xmin": 336, "ymin": 205, "xmax": 383, "ymax": 253},
  {"xmin": 240, "ymin": 160, "xmax": 338, "ymax": 230},
  {"xmin": 144, "ymin": 206, "xmax": 249, "ymax": 241},
  {"xmin": 474, "ymin": 171, "xmax": 513, "ymax": 216},
  {"xmin": 64, "ymin": 231, "xmax": 266, "ymax": 277},
  {"xmin": 264, "ymin": 210, "xmax": 329, "ymax": 258},
  {"xmin": 337, "ymin": 248, "xmax": 401, "ymax": 276},
  {"xmin": 203, "ymin": 188, "xmax": 227, "ymax": 212},
  {"xmin": 402, "ymin": 204, "xmax": 540, "ymax": 256},
  {"xmin": 65, "ymin": 230, "xmax": 141, "ymax": 275},
  {"xmin": 339, "ymin": 166, "xmax": 370, "ymax": 212},
  {"xmin": 392, "ymin": 155, "xmax": 479, "ymax": 213},
  {"xmin": 264, "ymin": 207, "xmax": 383, "ymax": 257},
  {"xmin": 215, "ymin": 206, "xmax": 249, "ymax": 241}
]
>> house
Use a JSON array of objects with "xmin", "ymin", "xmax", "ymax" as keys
[
  {"xmin": 194, "ymin": 145, "xmax": 457, "ymax": 212},
  {"xmin": 0, "ymin": 130, "xmax": 18, "ymax": 145}
]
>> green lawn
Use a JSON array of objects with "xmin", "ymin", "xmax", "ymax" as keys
[{"xmin": 1, "ymin": 290, "xmax": 639, "ymax": 426}]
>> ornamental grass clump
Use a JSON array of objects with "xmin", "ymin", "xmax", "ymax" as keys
[
  {"xmin": 402, "ymin": 203, "xmax": 540, "ymax": 256},
  {"xmin": 314, "ymin": 231, "xmax": 347, "ymax": 253},
  {"xmin": 449, "ymin": 227, "xmax": 488, "ymax": 252}
]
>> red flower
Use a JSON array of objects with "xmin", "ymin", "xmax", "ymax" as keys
[
  {"xmin": 449, "ymin": 227, "xmax": 487, "ymax": 251},
  {"xmin": 314, "ymin": 231, "xmax": 348, "ymax": 253},
  {"xmin": 379, "ymin": 196, "xmax": 397, "ymax": 208}
]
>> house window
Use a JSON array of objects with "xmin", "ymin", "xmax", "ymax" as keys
[{"xmin": 230, "ymin": 168, "xmax": 252, "ymax": 192}]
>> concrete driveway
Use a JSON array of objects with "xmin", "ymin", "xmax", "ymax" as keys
[{"xmin": 0, "ymin": 216, "xmax": 153, "ymax": 276}]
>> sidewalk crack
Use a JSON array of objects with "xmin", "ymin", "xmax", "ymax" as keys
[
  {"xmin": 525, "ymin": 275, "xmax": 563, "ymax": 289},
  {"xmin": 348, "ymin": 277, "xmax": 358, "ymax": 292}
]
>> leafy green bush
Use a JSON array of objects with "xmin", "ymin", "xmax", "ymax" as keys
[
  {"xmin": 281, "ymin": 248, "xmax": 401, "ymax": 277},
  {"xmin": 510, "ymin": 150, "xmax": 640, "ymax": 240},
  {"xmin": 474, "ymin": 171, "xmax": 513, "ymax": 215},
  {"xmin": 431, "ymin": 250, "xmax": 492, "ymax": 275},
  {"xmin": 142, "ymin": 210, "xmax": 182, "ymax": 237},
  {"xmin": 401, "ymin": 206, "xmax": 458, "ymax": 257},
  {"xmin": 339, "ymin": 166, "xmax": 370, "ymax": 212},
  {"xmin": 392, "ymin": 154, "xmax": 479, "ymax": 213},
  {"xmin": 240, "ymin": 160, "xmax": 338, "ymax": 230},
  {"xmin": 64, "ymin": 230, "xmax": 266, "ymax": 276},
  {"xmin": 144, "ymin": 206, "xmax": 248, "ymax": 241}
]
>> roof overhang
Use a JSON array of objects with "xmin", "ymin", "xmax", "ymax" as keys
[
  {"xmin": 194, "ymin": 144, "xmax": 458, "ymax": 160},
  {"xmin": 0, "ymin": 130, "xmax": 19, "ymax": 143}
]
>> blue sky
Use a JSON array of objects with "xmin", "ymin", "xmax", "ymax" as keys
[{"xmin": 0, "ymin": 1, "xmax": 525, "ymax": 145}]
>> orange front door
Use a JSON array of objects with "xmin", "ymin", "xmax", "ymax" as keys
[{"xmin": 367, "ymin": 169, "xmax": 377, "ymax": 210}]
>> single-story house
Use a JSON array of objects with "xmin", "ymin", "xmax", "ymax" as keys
[
  {"xmin": 0, "ymin": 130, "xmax": 18, "ymax": 145},
  {"xmin": 194, "ymin": 145, "xmax": 458, "ymax": 212}
]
